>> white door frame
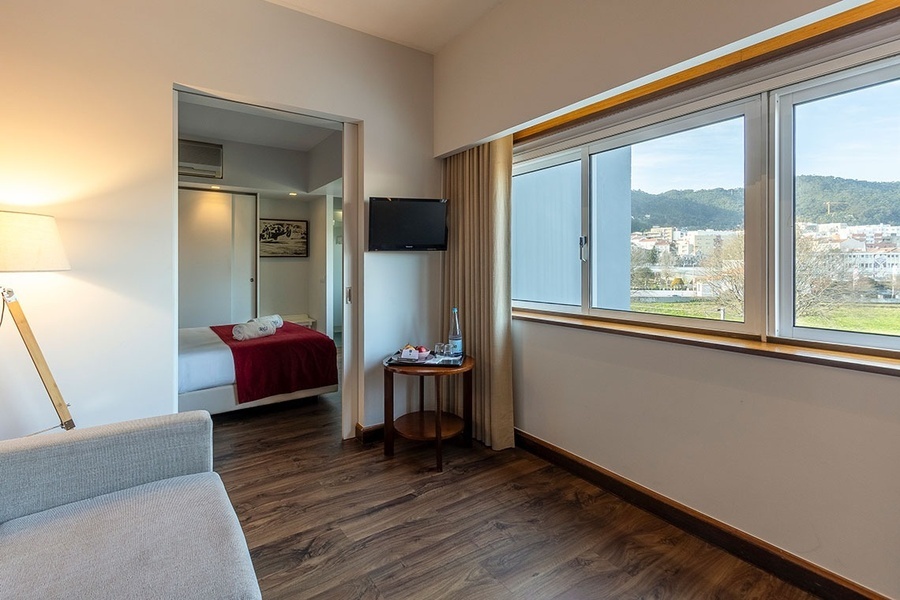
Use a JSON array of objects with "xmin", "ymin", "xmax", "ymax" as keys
[
  {"xmin": 174, "ymin": 85, "xmax": 362, "ymax": 439},
  {"xmin": 341, "ymin": 122, "xmax": 362, "ymax": 440}
]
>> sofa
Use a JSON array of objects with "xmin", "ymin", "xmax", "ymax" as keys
[{"xmin": 0, "ymin": 410, "xmax": 261, "ymax": 600}]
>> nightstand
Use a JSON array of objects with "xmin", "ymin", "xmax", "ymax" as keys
[
  {"xmin": 281, "ymin": 313, "xmax": 316, "ymax": 329},
  {"xmin": 382, "ymin": 355, "xmax": 474, "ymax": 472}
]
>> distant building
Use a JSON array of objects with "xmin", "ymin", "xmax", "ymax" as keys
[
  {"xmin": 840, "ymin": 237, "xmax": 866, "ymax": 252},
  {"xmin": 647, "ymin": 226, "xmax": 681, "ymax": 242},
  {"xmin": 676, "ymin": 229, "xmax": 741, "ymax": 257},
  {"xmin": 844, "ymin": 248, "xmax": 900, "ymax": 278}
]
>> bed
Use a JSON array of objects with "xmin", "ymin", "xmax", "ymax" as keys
[{"xmin": 178, "ymin": 321, "xmax": 339, "ymax": 415}]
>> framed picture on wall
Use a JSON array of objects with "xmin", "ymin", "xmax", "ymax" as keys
[{"xmin": 259, "ymin": 219, "xmax": 309, "ymax": 257}]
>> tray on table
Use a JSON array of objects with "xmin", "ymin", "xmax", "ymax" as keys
[{"xmin": 384, "ymin": 352, "xmax": 464, "ymax": 367}]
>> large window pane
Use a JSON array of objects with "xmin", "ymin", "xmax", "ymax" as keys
[
  {"xmin": 793, "ymin": 78, "xmax": 900, "ymax": 337},
  {"xmin": 511, "ymin": 160, "xmax": 581, "ymax": 305},
  {"xmin": 591, "ymin": 118, "xmax": 746, "ymax": 322}
]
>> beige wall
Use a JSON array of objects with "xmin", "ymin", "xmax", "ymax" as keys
[
  {"xmin": 0, "ymin": 0, "xmax": 440, "ymax": 438},
  {"xmin": 513, "ymin": 320, "xmax": 900, "ymax": 596},
  {"xmin": 434, "ymin": 0, "xmax": 842, "ymax": 156}
]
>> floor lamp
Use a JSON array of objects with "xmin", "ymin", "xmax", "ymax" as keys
[{"xmin": 0, "ymin": 210, "xmax": 75, "ymax": 431}]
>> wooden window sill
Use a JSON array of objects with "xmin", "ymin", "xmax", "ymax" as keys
[{"xmin": 512, "ymin": 309, "xmax": 900, "ymax": 378}]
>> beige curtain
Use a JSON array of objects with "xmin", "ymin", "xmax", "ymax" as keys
[{"xmin": 442, "ymin": 136, "xmax": 515, "ymax": 450}]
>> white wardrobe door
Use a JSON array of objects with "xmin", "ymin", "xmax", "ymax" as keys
[
  {"xmin": 179, "ymin": 189, "xmax": 233, "ymax": 327},
  {"xmin": 231, "ymin": 193, "xmax": 257, "ymax": 323}
]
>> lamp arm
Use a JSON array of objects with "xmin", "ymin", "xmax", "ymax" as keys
[{"xmin": 1, "ymin": 287, "xmax": 75, "ymax": 430}]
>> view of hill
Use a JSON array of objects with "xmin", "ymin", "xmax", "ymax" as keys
[
  {"xmin": 631, "ymin": 187, "xmax": 742, "ymax": 231},
  {"xmin": 795, "ymin": 176, "xmax": 900, "ymax": 225},
  {"xmin": 630, "ymin": 176, "xmax": 900, "ymax": 232}
]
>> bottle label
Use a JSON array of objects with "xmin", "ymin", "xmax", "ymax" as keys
[{"xmin": 449, "ymin": 339, "xmax": 463, "ymax": 356}]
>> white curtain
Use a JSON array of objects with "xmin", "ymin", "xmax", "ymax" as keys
[{"xmin": 442, "ymin": 136, "xmax": 515, "ymax": 450}]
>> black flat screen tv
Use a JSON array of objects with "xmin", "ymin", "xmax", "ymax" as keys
[{"xmin": 368, "ymin": 197, "xmax": 448, "ymax": 251}]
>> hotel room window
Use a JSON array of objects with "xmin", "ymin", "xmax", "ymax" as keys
[
  {"xmin": 588, "ymin": 105, "xmax": 756, "ymax": 329},
  {"xmin": 774, "ymin": 60, "xmax": 900, "ymax": 351},
  {"xmin": 512, "ymin": 99, "xmax": 763, "ymax": 335},
  {"xmin": 512, "ymin": 52, "xmax": 900, "ymax": 353},
  {"xmin": 511, "ymin": 153, "xmax": 583, "ymax": 308}
]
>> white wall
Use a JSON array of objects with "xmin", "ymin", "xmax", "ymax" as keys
[
  {"xmin": 179, "ymin": 131, "xmax": 339, "ymax": 327},
  {"xmin": 362, "ymin": 250, "xmax": 444, "ymax": 424},
  {"xmin": 307, "ymin": 132, "xmax": 343, "ymax": 192},
  {"xmin": 0, "ymin": 0, "xmax": 440, "ymax": 439},
  {"xmin": 513, "ymin": 321, "xmax": 900, "ymax": 596},
  {"xmin": 434, "ymin": 0, "xmax": 840, "ymax": 156},
  {"xmin": 434, "ymin": 1, "xmax": 900, "ymax": 596},
  {"xmin": 308, "ymin": 195, "xmax": 330, "ymax": 331},
  {"xmin": 258, "ymin": 196, "xmax": 312, "ymax": 318}
]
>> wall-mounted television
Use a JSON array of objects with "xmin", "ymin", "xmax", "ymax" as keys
[{"xmin": 368, "ymin": 197, "xmax": 448, "ymax": 251}]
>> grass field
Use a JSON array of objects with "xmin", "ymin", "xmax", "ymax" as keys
[
  {"xmin": 631, "ymin": 300, "xmax": 743, "ymax": 322},
  {"xmin": 631, "ymin": 300, "xmax": 900, "ymax": 335},
  {"xmin": 796, "ymin": 304, "xmax": 900, "ymax": 336}
]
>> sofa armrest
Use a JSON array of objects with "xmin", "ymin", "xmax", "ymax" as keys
[{"xmin": 0, "ymin": 410, "xmax": 213, "ymax": 523}]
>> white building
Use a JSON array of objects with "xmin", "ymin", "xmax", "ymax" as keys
[{"xmin": 676, "ymin": 229, "xmax": 741, "ymax": 257}]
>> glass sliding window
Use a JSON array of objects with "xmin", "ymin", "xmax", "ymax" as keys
[
  {"xmin": 511, "ymin": 49, "xmax": 900, "ymax": 353},
  {"xmin": 777, "ymin": 62, "xmax": 900, "ymax": 349},
  {"xmin": 511, "ymin": 158, "xmax": 582, "ymax": 306},
  {"xmin": 590, "ymin": 116, "xmax": 747, "ymax": 323}
]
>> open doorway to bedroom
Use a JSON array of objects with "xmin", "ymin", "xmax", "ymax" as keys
[{"xmin": 174, "ymin": 89, "xmax": 357, "ymax": 438}]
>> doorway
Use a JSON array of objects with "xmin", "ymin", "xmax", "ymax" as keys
[{"xmin": 175, "ymin": 88, "xmax": 358, "ymax": 438}]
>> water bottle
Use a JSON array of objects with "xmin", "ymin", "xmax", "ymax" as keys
[{"xmin": 448, "ymin": 307, "xmax": 463, "ymax": 357}]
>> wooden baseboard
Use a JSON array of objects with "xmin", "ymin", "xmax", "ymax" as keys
[
  {"xmin": 355, "ymin": 422, "xmax": 384, "ymax": 445},
  {"xmin": 514, "ymin": 429, "xmax": 886, "ymax": 600}
]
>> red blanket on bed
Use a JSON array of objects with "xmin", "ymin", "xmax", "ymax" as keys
[{"xmin": 210, "ymin": 322, "xmax": 338, "ymax": 404}]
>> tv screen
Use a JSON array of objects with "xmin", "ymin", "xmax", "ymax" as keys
[{"xmin": 368, "ymin": 197, "xmax": 448, "ymax": 251}]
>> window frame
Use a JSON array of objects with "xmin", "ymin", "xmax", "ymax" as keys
[
  {"xmin": 513, "ymin": 96, "xmax": 767, "ymax": 337},
  {"xmin": 771, "ymin": 58, "xmax": 900, "ymax": 351},
  {"xmin": 511, "ymin": 148, "xmax": 584, "ymax": 313},
  {"xmin": 584, "ymin": 97, "xmax": 766, "ymax": 336},
  {"xmin": 513, "ymin": 48, "xmax": 900, "ymax": 354}
]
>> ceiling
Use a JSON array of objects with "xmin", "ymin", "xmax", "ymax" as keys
[
  {"xmin": 178, "ymin": 0, "xmax": 508, "ymax": 179},
  {"xmin": 177, "ymin": 92, "xmax": 343, "ymax": 197},
  {"xmin": 263, "ymin": 0, "xmax": 505, "ymax": 54},
  {"xmin": 178, "ymin": 92, "xmax": 342, "ymax": 153},
  {"xmin": 179, "ymin": 0, "xmax": 508, "ymax": 153}
]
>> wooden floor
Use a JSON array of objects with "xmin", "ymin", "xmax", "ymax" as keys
[{"xmin": 213, "ymin": 394, "xmax": 819, "ymax": 600}]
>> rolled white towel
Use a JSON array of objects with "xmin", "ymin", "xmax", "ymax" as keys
[
  {"xmin": 232, "ymin": 320, "xmax": 277, "ymax": 341},
  {"xmin": 253, "ymin": 314, "xmax": 284, "ymax": 329}
]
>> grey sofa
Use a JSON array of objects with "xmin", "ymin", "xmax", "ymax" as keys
[{"xmin": 0, "ymin": 410, "xmax": 261, "ymax": 600}]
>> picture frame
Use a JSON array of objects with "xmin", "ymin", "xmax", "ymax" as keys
[{"xmin": 259, "ymin": 219, "xmax": 309, "ymax": 257}]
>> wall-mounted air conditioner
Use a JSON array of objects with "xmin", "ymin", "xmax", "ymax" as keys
[{"xmin": 178, "ymin": 139, "xmax": 223, "ymax": 179}]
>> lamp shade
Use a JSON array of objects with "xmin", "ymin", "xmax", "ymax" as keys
[{"xmin": 0, "ymin": 211, "xmax": 70, "ymax": 272}]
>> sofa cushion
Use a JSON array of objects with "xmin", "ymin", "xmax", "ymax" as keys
[
  {"xmin": 0, "ymin": 472, "xmax": 260, "ymax": 600},
  {"xmin": 0, "ymin": 411, "xmax": 213, "ymax": 524}
]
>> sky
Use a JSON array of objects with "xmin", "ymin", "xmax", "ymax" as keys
[{"xmin": 629, "ymin": 78, "xmax": 899, "ymax": 194}]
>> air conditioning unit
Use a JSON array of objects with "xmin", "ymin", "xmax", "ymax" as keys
[{"xmin": 178, "ymin": 140, "xmax": 223, "ymax": 179}]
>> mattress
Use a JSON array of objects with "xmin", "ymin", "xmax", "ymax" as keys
[{"xmin": 178, "ymin": 327, "xmax": 236, "ymax": 394}]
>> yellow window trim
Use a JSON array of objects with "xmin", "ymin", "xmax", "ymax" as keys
[{"xmin": 514, "ymin": 1, "xmax": 900, "ymax": 144}]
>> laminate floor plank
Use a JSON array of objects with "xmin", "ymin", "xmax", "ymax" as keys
[{"xmin": 213, "ymin": 394, "xmax": 819, "ymax": 600}]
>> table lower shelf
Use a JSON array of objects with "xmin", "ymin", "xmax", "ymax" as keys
[{"xmin": 394, "ymin": 411, "xmax": 464, "ymax": 442}]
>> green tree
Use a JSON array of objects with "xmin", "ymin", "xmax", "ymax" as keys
[
  {"xmin": 632, "ymin": 266, "xmax": 656, "ymax": 289},
  {"xmin": 700, "ymin": 232, "xmax": 744, "ymax": 320},
  {"xmin": 631, "ymin": 245, "xmax": 654, "ymax": 289},
  {"xmin": 794, "ymin": 233, "xmax": 855, "ymax": 322}
]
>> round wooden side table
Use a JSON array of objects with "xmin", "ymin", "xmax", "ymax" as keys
[{"xmin": 382, "ymin": 355, "xmax": 474, "ymax": 472}]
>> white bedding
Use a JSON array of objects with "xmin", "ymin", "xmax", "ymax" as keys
[{"xmin": 178, "ymin": 327, "xmax": 235, "ymax": 394}]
